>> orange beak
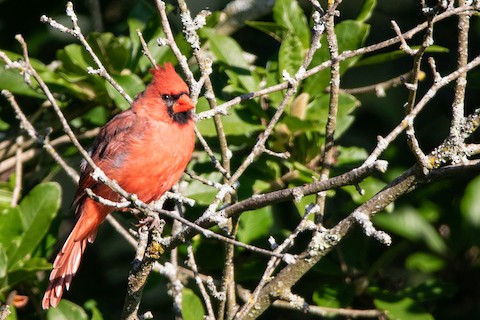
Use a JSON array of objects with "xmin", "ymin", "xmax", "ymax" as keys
[{"xmin": 173, "ymin": 94, "xmax": 194, "ymax": 114}]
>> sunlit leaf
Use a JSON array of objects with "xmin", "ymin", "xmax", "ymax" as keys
[
  {"xmin": 273, "ymin": 0, "xmax": 310, "ymax": 47},
  {"xmin": 8, "ymin": 183, "xmax": 61, "ymax": 268},
  {"xmin": 405, "ymin": 252, "xmax": 445, "ymax": 273},
  {"xmin": 83, "ymin": 300, "xmax": 104, "ymax": 320},
  {"xmin": 8, "ymin": 257, "xmax": 51, "ymax": 287},
  {"xmin": 106, "ymin": 73, "xmax": 145, "ymax": 110},
  {"xmin": 0, "ymin": 245, "xmax": 7, "ymax": 286},
  {"xmin": 357, "ymin": 0, "xmax": 377, "ymax": 22},
  {"xmin": 202, "ymin": 28, "xmax": 258, "ymax": 92},
  {"xmin": 304, "ymin": 20, "xmax": 370, "ymax": 94},
  {"xmin": 83, "ymin": 106, "xmax": 110, "ymax": 126},
  {"xmin": 237, "ymin": 206, "xmax": 274, "ymax": 244},
  {"xmin": 0, "ymin": 68, "xmax": 44, "ymax": 98},
  {"xmin": 47, "ymin": 300, "xmax": 89, "ymax": 320},
  {"xmin": 371, "ymin": 288, "xmax": 434, "ymax": 320},
  {"xmin": 87, "ymin": 33, "xmax": 132, "ymax": 73},
  {"xmin": 0, "ymin": 182, "xmax": 13, "ymax": 211},
  {"xmin": 356, "ymin": 46, "xmax": 449, "ymax": 67},
  {"xmin": 181, "ymin": 288, "xmax": 204, "ymax": 320},
  {"xmin": 460, "ymin": 175, "xmax": 480, "ymax": 227},
  {"xmin": 195, "ymin": 98, "xmax": 263, "ymax": 137},
  {"xmin": 336, "ymin": 146, "xmax": 369, "ymax": 166},
  {"xmin": 0, "ymin": 207, "xmax": 23, "ymax": 253},
  {"xmin": 278, "ymin": 33, "xmax": 305, "ymax": 79},
  {"xmin": 183, "ymin": 172, "xmax": 223, "ymax": 206},
  {"xmin": 342, "ymin": 176, "xmax": 386, "ymax": 204}
]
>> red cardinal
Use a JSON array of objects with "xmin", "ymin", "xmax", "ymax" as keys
[{"xmin": 42, "ymin": 63, "xmax": 195, "ymax": 309}]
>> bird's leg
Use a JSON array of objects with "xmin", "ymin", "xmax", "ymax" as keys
[{"xmin": 134, "ymin": 209, "xmax": 163, "ymax": 231}]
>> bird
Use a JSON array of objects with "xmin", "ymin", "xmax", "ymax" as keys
[{"xmin": 42, "ymin": 63, "xmax": 196, "ymax": 309}]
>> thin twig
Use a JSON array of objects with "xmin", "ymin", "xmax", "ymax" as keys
[
  {"xmin": 136, "ymin": 29, "xmax": 157, "ymax": 68},
  {"xmin": 41, "ymin": 2, "xmax": 133, "ymax": 103},
  {"xmin": 194, "ymin": 127, "xmax": 230, "ymax": 178},
  {"xmin": 315, "ymin": 0, "xmax": 340, "ymax": 224},
  {"xmin": 10, "ymin": 136, "xmax": 23, "ymax": 207},
  {"xmin": 272, "ymin": 299, "xmax": 385, "ymax": 318},
  {"xmin": 195, "ymin": 4, "xmax": 478, "ymax": 121},
  {"xmin": 237, "ymin": 206, "xmax": 317, "ymax": 318},
  {"xmin": 364, "ymin": 52, "xmax": 480, "ymax": 165},
  {"xmin": 339, "ymin": 71, "xmax": 417, "ymax": 97},
  {"xmin": 187, "ymin": 244, "xmax": 215, "ymax": 319},
  {"xmin": 392, "ymin": 15, "xmax": 435, "ymax": 173},
  {"xmin": 1, "ymin": 89, "xmax": 80, "ymax": 182}
]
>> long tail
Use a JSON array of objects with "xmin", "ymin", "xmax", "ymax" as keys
[{"xmin": 42, "ymin": 199, "xmax": 108, "ymax": 309}]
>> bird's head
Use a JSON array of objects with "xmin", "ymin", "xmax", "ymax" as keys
[{"xmin": 139, "ymin": 63, "xmax": 195, "ymax": 124}]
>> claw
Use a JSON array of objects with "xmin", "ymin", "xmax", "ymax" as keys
[{"xmin": 135, "ymin": 212, "xmax": 161, "ymax": 231}]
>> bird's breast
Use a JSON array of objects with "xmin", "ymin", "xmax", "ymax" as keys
[{"xmin": 104, "ymin": 119, "xmax": 195, "ymax": 203}]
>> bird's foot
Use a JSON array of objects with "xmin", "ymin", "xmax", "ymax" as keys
[{"xmin": 135, "ymin": 211, "xmax": 161, "ymax": 231}]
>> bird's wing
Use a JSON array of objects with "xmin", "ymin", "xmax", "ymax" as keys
[{"xmin": 73, "ymin": 109, "xmax": 139, "ymax": 207}]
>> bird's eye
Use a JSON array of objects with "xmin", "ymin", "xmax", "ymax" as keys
[{"xmin": 162, "ymin": 94, "xmax": 171, "ymax": 100}]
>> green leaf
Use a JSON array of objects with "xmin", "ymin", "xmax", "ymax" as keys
[
  {"xmin": 0, "ymin": 245, "xmax": 7, "ymax": 287},
  {"xmin": 106, "ymin": 73, "xmax": 145, "ymax": 110},
  {"xmin": 47, "ymin": 300, "xmax": 89, "ymax": 320},
  {"xmin": 195, "ymin": 98, "xmax": 263, "ymax": 137},
  {"xmin": 264, "ymin": 61, "xmax": 285, "ymax": 106},
  {"xmin": 0, "ymin": 68, "xmax": 45, "ymax": 98},
  {"xmin": 244, "ymin": 21, "xmax": 284, "ymax": 42},
  {"xmin": 357, "ymin": 0, "xmax": 377, "ymax": 22},
  {"xmin": 8, "ymin": 182, "xmax": 61, "ymax": 268},
  {"xmin": 373, "ymin": 206, "xmax": 447, "ymax": 254},
  {"xmin": 405, "ymin": 252, "xmax": 445, "ymax": 273},
  {"xmin": 290, "ymin": 194, "xmax": 316, "ymax": 219},
  {"xmin": 273, "ymin": 0, "xmax": 310, "ymax": 47},
  {"xmin": 7, "ymin": 257, "xmax": 51, "ymax": 288},
  {"xmin": 461, "ymin": 175, "xmax": 480, "ymax": 227},
  {"xmin": 342, "ymin": 176, "xmax": 386, "ymax": 204},
  {"xmin": 0, "ymin": 51, "xmax": 51, "ymax": 98},
  {"xmin": 401, "ymin": 280, "xmax": 456, "ymax": 302},
  {"xmin": 0, "ymin": 207, "xmax": 23, "ymax": 253},
  {"xmin": 181, "ymin": 288, "xmax": 205, "ymax": 320},
  {"xmin": 87, "ymin": 33, "xmax": 132, "ymax": 73},
  {"xmin": 83, "ymin": 300, "xmax": 104, "ymax": 320},
  {"xmin": 313, "ymin": 281, "xmax": 355, "ymax": 308},
  {"xmin": 304, "ymin": 20, "xmax": 370, "ymax": 94},
  {"xmin": 57, "ymin": 43, "xmax": 93, "ymax": 74},
  {"xmin": 129, "ymin": 17, "xmax": 170, "ymax": 72},
  {"xmin": 203, "ymin": 28, "xmax": 258, "ymax": 92},
  {"xmin": 306, "ymin": 92, "xmax": 360, "ymax": 139},
  {"xmin": 184, "ymin": 172, "xmax": 223, "ymax": 206},
  {"xmin": 4, "ymin": 305, "xmax": 16, "ymax": 320},
  {"xmin": 356, "ymin": 46, "xmax": 449, "ymax": 67},
  {"xmin": 0, "ymin": 117, "xmax": 10, "ymax": 131},
  {"xmin": 278, "ymin": 33, "xmax": 305, "ymax": 79},
  {"xmin": 371, "ymin": 288, "xmax": 434, "ymax": 320},
  {"xmin": 237, "ymin": 207, "xmax": 274, "ymax": 244},
  {"xmin": 336, "ymin": 146, "xmax": 369, "ymax": 166},
  {"xmin": 83, "ymin": 106, "xmax": 110, "ymax": 126}
]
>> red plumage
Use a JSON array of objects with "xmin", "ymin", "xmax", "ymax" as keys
[{"xmin": 42, "ymin": 63, "xmax": 195, "ymax": 309}]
